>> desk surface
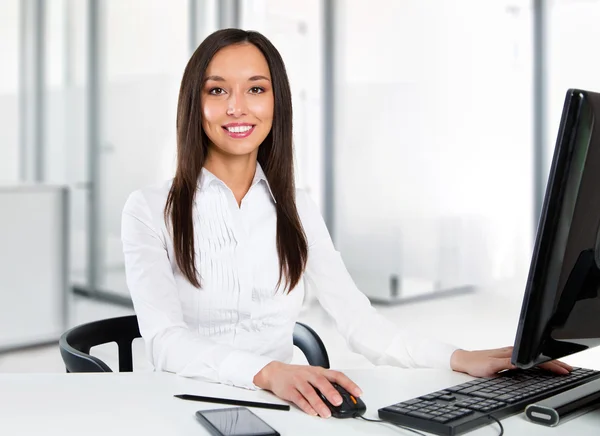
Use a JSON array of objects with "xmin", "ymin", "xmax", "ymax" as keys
[{"xmin": 2, "ymin": 368, "xmax": 600, "ymax": 435}]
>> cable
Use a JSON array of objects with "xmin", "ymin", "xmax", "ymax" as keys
[
  {"xmin": 488, "ymin": 415, "xmax": 504, "ymax": 436},
  {"xmin": 355, "ymin": 415, "xmax": 428, "ymax": 436},
  {"xmin": 357, "ymin": 414, "xmax": 504, "ymax": 436}
]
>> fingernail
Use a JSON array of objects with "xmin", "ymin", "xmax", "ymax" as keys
[
  {"xmin": 334, "ymin": 395, "xmax": 343, "ymax": 405},
  {"xmin": 356, "ymin": 388, "xmax": 363, "ymax": 396}
]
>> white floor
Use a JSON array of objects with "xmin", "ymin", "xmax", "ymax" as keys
[{"xmin": 1, "ymin": 281, "xmax": 599, "ymax": 374}]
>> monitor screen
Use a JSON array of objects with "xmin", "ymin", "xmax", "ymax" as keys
[{"xmin": 512, "ymin": 88, "xmax": 600, "ymax": 368}]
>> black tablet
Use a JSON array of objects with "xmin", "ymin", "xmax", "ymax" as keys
[{"xmin": 195, "ymin": 407, "xmax": 280, "ymax": 436}]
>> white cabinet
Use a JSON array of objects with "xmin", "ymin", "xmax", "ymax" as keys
[{"xmin": 0, "ymin": 184, "xmax": 68, "ymax": 350}]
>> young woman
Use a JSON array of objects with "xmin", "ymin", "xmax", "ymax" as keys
[{"xmin": 121, "ymin": 28, "xmax": 571, "ymax": 419}]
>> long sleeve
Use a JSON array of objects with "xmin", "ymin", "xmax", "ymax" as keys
[
  {"xmin": 121, "ymin": 190, "xmax": 274, "ymax": 389},
  {"xmin": 297, "ymin": 190, "xmax": 458, "ymax": 369}
]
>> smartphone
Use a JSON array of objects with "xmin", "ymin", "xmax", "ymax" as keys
[{"xmin": 195, "ymin": 407, "xmax": 280, "ymax": 436}]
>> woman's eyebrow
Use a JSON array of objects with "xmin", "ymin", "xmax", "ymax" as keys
[
  {"xmin": 248, "ymin": 75, "xmax": 271, "ymax": 82},
  {"xmin": 204, "ymin": 75, "xmax": 225, "ymax": 82},
  {"xmin": 203, "ymin": 75, "xmax": 270, "ymax": 83}
]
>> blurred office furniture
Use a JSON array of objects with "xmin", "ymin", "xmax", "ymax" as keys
[
  {"xmin": 0, "ymin": 184, "xmax": 69, "ymax": 352},
  {"xmin": 59, "ymin": 315, "xmax": 330, "ymax": 373},
  {"xmin": 339, "ymin": 215, "xmax": 486, "ymax": 305}
]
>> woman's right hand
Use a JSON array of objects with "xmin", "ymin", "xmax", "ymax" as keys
[{"xmin": 253, "ymin": 361, "xmax": 363, "ymax": 418}]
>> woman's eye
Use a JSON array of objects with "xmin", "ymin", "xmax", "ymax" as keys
[
  {"xmin": 209, "ymin": 88, "xmax": 225, "ymax": 95},
  {"xmin": 249, "ymin": 87, "xmax": 265, "ymax": 94}
]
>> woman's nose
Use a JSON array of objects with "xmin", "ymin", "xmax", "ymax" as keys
[{"xmin": 226, "ymin": 91, "xmax": 248, "ymax": 117}]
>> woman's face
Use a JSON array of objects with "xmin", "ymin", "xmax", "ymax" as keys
[{"xmin": 201, "ymin": 43, "xmax": 274, "ymax": 159}]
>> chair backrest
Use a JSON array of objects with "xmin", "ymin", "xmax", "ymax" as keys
[
  {"xmin": 293, "ymin": 322, "xmax": 330, "ymax": 368},
  {"xmin": 59, "ymin": 315, "xmax": 330, "ymax": 373},
  {"xmin": 59, "ymin": 315, "xmax": 140, "ymax": 372}
]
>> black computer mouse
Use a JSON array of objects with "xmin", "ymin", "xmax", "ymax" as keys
[{"xmin": 315, "ymin": 382, "xmax": 366, "ymax": 418}]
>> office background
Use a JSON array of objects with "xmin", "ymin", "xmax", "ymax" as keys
[{"xmin": 1, "ymin": 0, "xmax": 600, "ymax": 370}]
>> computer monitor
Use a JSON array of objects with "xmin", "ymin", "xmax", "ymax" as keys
[{"xmin": 512, "ymin": 88, "xmax": 600, "ymax": 369}]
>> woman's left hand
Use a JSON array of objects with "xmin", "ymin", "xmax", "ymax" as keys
[{"xmin": 450, "ymin": 346, "xmax": 573, "ymax": 378}]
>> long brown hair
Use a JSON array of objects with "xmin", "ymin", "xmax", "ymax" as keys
[{"xmin": 164, "ymin": 28, "xmax": 308, "ymax": 293}]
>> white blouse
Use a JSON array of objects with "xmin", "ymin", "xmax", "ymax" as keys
[{"xmin": 121, "ymin": 164, "xmax": 458, "ymax": 390}]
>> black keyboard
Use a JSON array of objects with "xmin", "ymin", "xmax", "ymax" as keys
[{"xmin": 378, "ymin": 367, "xmax": 600, "ymax": 436}]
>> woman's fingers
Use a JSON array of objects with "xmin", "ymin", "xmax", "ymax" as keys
[
  {"xmin": 289, "ymin": 389, "xmax": 318, "ymax": 417},
  {"xmin": 489, "ymin": 356, "xmax": 571, "ymax": 375},
  {"xmin": 310, "ymin": 375, "xmax": 342, "ymax": 406},
  {"xmin": 457, "ymin": 346, "xmax": 574, "ymax": 378},
  {"xmin": 481, "ymin": 357, "xmax": 516, "ymax": 377},
  {"xmin": 264, "ymin": 364, "xmax": 364, "ymax": 418},
  {"xmin": 323, "ymin": 369, "xmax": 363, "ymax": 397},
  {"xmin": 262, "ymin": 363, "xmax": 364, "ymax": 418},
  {"xmin": 551, "ymin": 360, "xmax": 574, "ymax": 371},
  {"xmin": 538, "ymin": 361, "xmax": 570, "ymax": 374},
  {"xmin": 297, "ymin": 380, "xmax": 331, "ymax": 418}
]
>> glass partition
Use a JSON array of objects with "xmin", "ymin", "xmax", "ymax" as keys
[
  {"xmin": 333, "ymin": 0, "xmax": 534, "ymax": 302},
  {"xmin": 0, "ymin": 1, "xmax": 21, "ymax": 182}
]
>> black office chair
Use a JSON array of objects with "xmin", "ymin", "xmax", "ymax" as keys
[{"xmin": 59, "ymin": 315, "xmax": 330, "ymax": 373}]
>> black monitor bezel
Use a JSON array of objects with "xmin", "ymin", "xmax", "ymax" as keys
[{"xmin": 511, "ymin": 88, "xmax": 591, "ymax": 368}]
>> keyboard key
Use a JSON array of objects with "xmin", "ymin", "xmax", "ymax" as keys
[
  {"xmin": 402, "ymin": 399, "xmax": 422, "ymax": 405},
  {"xmin": 459, "ymin": 386, "xmax": 482, "ymax": 394},
  {"xmin": 472, "ymin": 392, "xmax": 497, "ymax": 399},
  {"xmin": 407, "ymin": 411, "xmax": 434, "ymax": 420},
  {"xmin": 470, "ymin": 403, "xmax": 502, "ymax": 412},
  {"xmin": 446, "ymin": 383, "xmax": 474, "ymax": 392}
]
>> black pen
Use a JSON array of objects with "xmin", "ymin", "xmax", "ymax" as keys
[{"xmin": 174, "ymin": 394, "xmax": 291, "ymax": 411}]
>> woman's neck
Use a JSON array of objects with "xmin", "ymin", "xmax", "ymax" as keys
[{"xmin": 204, "ymin": 152, "xmax": 257, "ymax": 206}]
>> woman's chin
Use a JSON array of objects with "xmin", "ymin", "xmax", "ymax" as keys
[{"xmin": 216, "ymin": 142, "xmax": 261, "ymax": 158}]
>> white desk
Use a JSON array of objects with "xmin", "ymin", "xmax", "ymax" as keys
[{"xmin": 1, "ymin": 368, "xmax": 599, "ymax": 435}]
